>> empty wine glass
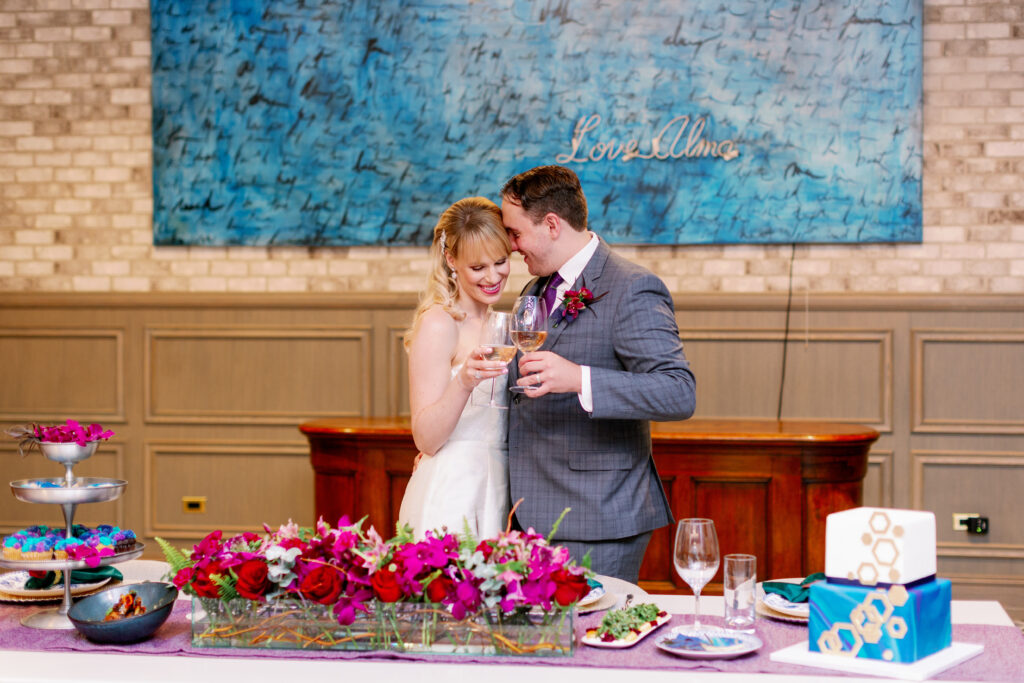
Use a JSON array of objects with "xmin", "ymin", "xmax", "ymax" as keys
[
  {"xmin": 477, "ymin": 310, "xmax": 514, "ymax": 408},
  {"xmin": 674, "ymin": 518, "xmax": 720, "ymax": 633},
  {"xmin": 509, "ymin": 295, "xmax": 548, "ymax": 395}
]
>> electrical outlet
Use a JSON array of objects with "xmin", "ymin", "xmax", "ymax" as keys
[{"xmin": 952, "ymin": 513, "xmax": 979, "ymax": 531}]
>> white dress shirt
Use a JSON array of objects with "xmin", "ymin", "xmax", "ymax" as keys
[{"xmin": 547, "ymin": 233, "xmax": 600, "ymax": 413}]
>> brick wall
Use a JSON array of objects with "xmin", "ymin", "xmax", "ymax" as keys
[{"xmin": 0, "ymin": 1, "xmax": 1022, "ymax": 295}]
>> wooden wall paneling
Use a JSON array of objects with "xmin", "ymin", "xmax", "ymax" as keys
[
  {"xmin": 913, "ymin": 450, "xmax": 1024, "ymax": 559},
  {"xmin": 684, "ymin": 329, "xmax": 892, "ymax": 431},
  {"xmin": 865, "ymin": 450, "xmax": 894, "ymax": 508},
  {"xmin": 913, "ymin": 330, "xmax": 1024, "ymax": 434},
  {"xmin": 144, "ymin": 441, "xmax": 314, "ymax": 539},
  {"xmin": 0, "ymin": 328, "xmax": 125, "ymax": 423},
  {"xmin": 387, "ymin": 325, "xmax": 410, "ymax": 417},
  {"xmin": 144, "ymin": 326, "xmax": 372, "ymax": 424},
  {"xmin": 3, "ymin": 292, "xmax": 1024, "ymax": 614}
]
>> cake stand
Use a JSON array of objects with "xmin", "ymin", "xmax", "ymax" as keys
[{"xmin": 3, "ymin": 470, "xmax": 143, "ymax": 630}]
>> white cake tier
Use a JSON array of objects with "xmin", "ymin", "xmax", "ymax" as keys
[{"xmin": 824, "ymin": 507, "xmax": 936, "ymax": 586}]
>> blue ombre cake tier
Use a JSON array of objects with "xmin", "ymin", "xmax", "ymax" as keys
[{"xmin": 809, "ymin": 578, "xmax": 952, "ymax": 663}]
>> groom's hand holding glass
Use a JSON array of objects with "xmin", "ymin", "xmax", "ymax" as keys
[{"xmin": 516, "ymin": 351, "xmax": 584, "ymax": 397}]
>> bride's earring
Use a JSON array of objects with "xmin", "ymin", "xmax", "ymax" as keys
[{"xmin": 450, "ymin": 271, "xmax": 457, "ymax": 281}]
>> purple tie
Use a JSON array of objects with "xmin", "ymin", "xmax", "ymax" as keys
[{"xmin": 543, "ymin": 272, "xmax": 563, "ymax": 316}]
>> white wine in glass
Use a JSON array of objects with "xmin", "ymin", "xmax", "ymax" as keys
[
  {"xmin": 478, "ymin": 311, "xmax": 514, "ymax": 408},
  {"xmin": 483, "ymin": 345, "xmax": 517, "ymax": 363},
  {"xmin": 509, "ymin": 295, "xmax": 548, "ymax": 394},
  {"xmin": 673, "ymin": 518, "xmax": 720, "ymax": 633}
]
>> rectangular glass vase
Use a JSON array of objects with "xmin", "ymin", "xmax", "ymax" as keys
[{"xmin": 191, "ymin": 597, "xmax": 575, "ymax": 656}]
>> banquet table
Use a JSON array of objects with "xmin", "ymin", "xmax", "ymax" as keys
[{"xmin": 0, "ymin": 562, "xmax": 1019, "ymax": 683}]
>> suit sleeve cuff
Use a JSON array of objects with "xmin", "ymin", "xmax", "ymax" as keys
[{"xmin": 578, "ymin": 365, "xmax": 593, "ymax": 413}]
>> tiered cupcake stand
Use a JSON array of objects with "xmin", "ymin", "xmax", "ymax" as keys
[{"xmin": 1, "ymin": 441, "xmax": 143, "ymax": 629}]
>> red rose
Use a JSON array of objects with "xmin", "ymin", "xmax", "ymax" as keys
[
  {"xmin": 426, "ymin": 576, "xmax": 454, "ymax": 603},
  {"xmin": 299, "ymin": 565, "xmax": 343, "ymax": 604},
  {"xmin": 552, "ymin": 569, "xmax": 589, "ymax": 606},
  {"xmin": 235, "ymin": 559, "xmax": 270, "ymax": 600},
  {"xmin": 371, "ymin": 569, "xmax": 403, "ymax": 603},
  {"xmin": 192, "ymin": 564, "xmax": 223, "ymax": 598},
  {"xmin": 475, "ymin": 540, "xmax": 494, "ymax": 560}
]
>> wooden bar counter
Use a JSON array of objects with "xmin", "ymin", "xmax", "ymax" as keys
[{"xmin": 300, "ymin": 417, "xmax": 878, "ymax": 593}]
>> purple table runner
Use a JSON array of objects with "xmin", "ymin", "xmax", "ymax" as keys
[{"xmin": 2, "ymin": 603, "xmax": 1022, "ymax": 681}]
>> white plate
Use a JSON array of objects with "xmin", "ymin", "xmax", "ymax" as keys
[
  {"xmin": 581, "ymin": 610, "xmax": 672, "ymax": 648},
  {"xmin": 656, "ymin": 626, "xmax": 763, "ymax": 659},
  {"xmin": 755, "ymin": 598, "xmax": 807, "ymax": 624},
  {"xmin": 758, "ymin": 577, "xmax": 812, "ymax": 618},
  {"xmin": 0, "ymin": 570, "xmax": 112, "ymax": 598},
  {"xmin": 578, "ymin": 583, "xmax": 606, "ymax": 608},
  {"xmin": 578, "ymin": 590, "xmax": 620, "ymax": 614}
]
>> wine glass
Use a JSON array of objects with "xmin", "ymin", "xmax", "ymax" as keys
[
  {"xmin": 477, "ymin": 310, "xmax": 514, "ymax": 408},
  {"xmin": 673, "ymin": 518, "xmax": 720, "ymax": 633},
  {"xmin": 509, "ymin": 295, "xmax": 548, "ymax": 395}
]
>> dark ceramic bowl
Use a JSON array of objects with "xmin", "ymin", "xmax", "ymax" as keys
[{"xmin": 68, "ymin": 581, "xmax": 178, "ymax": 644}]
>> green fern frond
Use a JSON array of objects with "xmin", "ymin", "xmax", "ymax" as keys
[
  {"xmin": 391, "ymin": 521, "xmax": 416, "ymax": 546},
  {"xmin": 460, "ymin": 517, "xmax": 477, "ymax": 554},
  {"xmin": 214, "ymin": 572, "xmax": 239, "ymax": 601},
  {"xmin": 155, "ymin": 537, "xmax": 192, "ymax": 574}
]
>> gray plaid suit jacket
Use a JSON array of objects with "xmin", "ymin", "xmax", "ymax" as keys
[{"xmin": 508, "ymin": 239, "xmax": 696, "ymax": 541}]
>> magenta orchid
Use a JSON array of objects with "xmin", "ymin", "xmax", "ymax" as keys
[{"xmin": 7, "ymin": 419, "xmax": 115, "ymax": 457}]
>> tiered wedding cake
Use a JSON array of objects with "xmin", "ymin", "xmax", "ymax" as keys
[{"xmin": 808, "ymin": 507, "xmax": 952, "ymax": 662}]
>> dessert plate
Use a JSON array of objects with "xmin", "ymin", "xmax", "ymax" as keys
[
  {"xmin": 578, "ymin": 582, "xmax": 606, "ymax": 608},
  {"xmin": 756, "ymin": 598, "xmax": 808, "ymax": 624},
  {"xmin": 0, "ymin": 571, "xmax": 112, "ymax": 599},
  {"xmin": 656, "ymin": 627, "xmax": 763, "ymax": 659},
  {"xmin": 577, "ymin": 590, "xmax": 619, "ymax": 614},
  {"xmin": 581, "ymin": 610, "xmax": 672, "ymax": 648},
  {"xmin": 758, "ymin": 578, "xmax": 811, "ymax": 619}
]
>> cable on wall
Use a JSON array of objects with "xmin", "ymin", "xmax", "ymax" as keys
[{"xmin": 777, "ymin": 243, "xmax": 797, "ymax": 421}]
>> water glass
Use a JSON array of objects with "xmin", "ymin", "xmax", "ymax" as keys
[{"xmin": 723, "ymin": 553, "xmax": 756, "ymax": 633}]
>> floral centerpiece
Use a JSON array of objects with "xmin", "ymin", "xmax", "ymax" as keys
[{"xmin": 158, "ymin": 510, "xmax": 589, "ymax": 655}]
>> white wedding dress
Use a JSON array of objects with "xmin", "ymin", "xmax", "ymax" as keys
[{"xmin": 398, "ymin": 365, "xmax": 509, "ymax": 541}]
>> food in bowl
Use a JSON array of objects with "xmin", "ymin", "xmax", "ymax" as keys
[
  {"xmin": 68, "ymin": 582, "xmax": 177, "ymax": 644},
  {"xmin": 104, "ymin": 590, "xmax": 146, "ymax": 620}
]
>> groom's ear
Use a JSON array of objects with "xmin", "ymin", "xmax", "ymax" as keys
[{"xmin": 542, "ymin": 212, "xmax": 562, "ymax": 239}]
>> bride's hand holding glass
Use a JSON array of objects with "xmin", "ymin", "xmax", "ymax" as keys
[
  {"xmin": 457, "ymin": 345, "xmax": 509, "ymax": 392},
  {"xmin": 474, "ymin": 310, "xmax": 515, "ymax": 408}
]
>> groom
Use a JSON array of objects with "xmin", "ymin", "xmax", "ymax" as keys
[{"xmin": 501, "ymin": 165, "xmax": 696, "ymax": 584}]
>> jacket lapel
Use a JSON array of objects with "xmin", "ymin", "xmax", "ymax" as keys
[{"xmin": 545, "ymin": 239, "xmax": 611, "ymax": 349}]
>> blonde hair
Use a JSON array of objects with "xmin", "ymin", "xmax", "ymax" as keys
[{"xmin": 404, "ymin": 197, "xmax": 511, "ymax": 350}]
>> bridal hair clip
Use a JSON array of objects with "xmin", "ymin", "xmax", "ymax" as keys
[{"xmin": 438, "ymin": 230, "xmax": 447, "ymax": 252}]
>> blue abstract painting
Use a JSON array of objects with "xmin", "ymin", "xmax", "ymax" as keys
[{"xmin": 151, "ymin": 1, "xmax": 922, "ymax": 246}]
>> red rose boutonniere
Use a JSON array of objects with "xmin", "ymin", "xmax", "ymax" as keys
[{"xmin": 553, "ymin": 279, "xmax": 607, "ymax": 328}]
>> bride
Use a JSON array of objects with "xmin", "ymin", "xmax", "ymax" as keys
[{"xmin": 398, "ymin": 197, "xmax": 512, "ymax": 540}]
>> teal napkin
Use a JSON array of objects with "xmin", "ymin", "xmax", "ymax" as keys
[
  {"xmin": 24, "ymin": 566, "xmax": 123, "ymax": 590},
  {"xmin": 761, "ymin": 572, "xmax": 825, "ymax": 603}
]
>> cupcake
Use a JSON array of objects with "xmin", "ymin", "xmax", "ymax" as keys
[
  {"xmin": 2, "ymin": 536, "xmax": 22, "ymax": 560},
  {"xmin": 113, "ymin": 529, "xmax": 137, "ymax": 553},
  {"xmin": 21, "ymin": 537, "xmax": 54, "ymax": 560},
  {"xmin": 53, "ymin": 537, "xmax": 71, "ymax": 560}
]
